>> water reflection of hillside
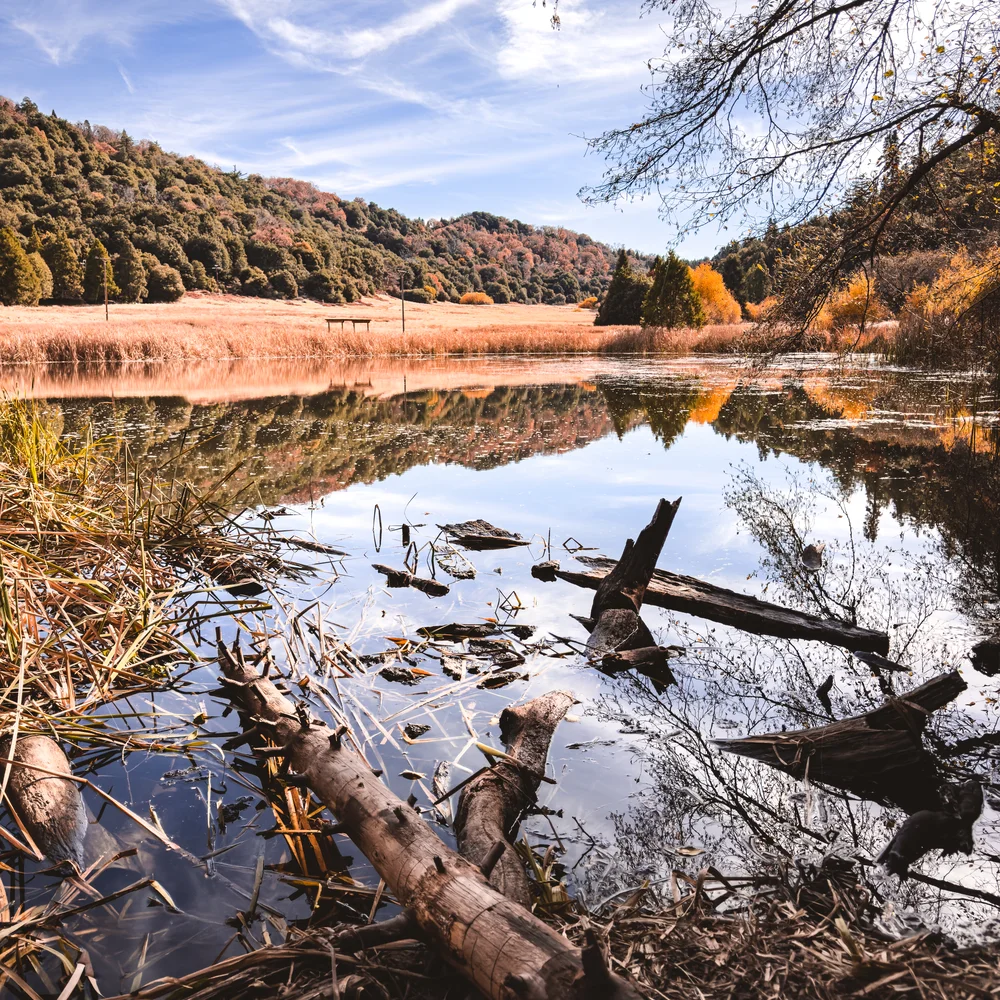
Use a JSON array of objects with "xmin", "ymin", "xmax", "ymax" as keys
[
  {"xmin": 49, "ymin": 384, "xmax": 623, "ymax": 505},
  {"xmin": 40, "ymin": 367, "xmax": 1000, "ymax": 615}
]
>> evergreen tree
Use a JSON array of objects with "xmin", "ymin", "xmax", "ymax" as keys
[
  {"xmin": 83, "ymin": 239, "xmax": 120, "ymax": 303},
  {"xmin": 45, "ymin": 233, "xmax": 84, "ymax": 301},
  {"xmin": 26, "ymin": 228, "xmax": 43, "ymax": 255},
  {"xmin": 115, "ymin": 130, "xmax": 134, "ymax": 163},
  {"xmin": 114, "ymin": 239, "xmax": 147, "ymax": 302},
  {"xmin": 27, "ymin": 251, "xmax": 53, "ymax": 299},
  {"xmin": 0, "ymin": 228, "xmax": 42, "ymax": 306},
  {"xmin": 595, "ymin": 249, "xmax": 652, "ymax": 326},
  {"xmin": 641, "ymin": 251, "xmax": 705, "ymax": 328}
]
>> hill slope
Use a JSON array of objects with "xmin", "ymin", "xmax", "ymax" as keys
[{"xmin": 0, "ymin": 96, "xmax": 623, "ymax": 305}]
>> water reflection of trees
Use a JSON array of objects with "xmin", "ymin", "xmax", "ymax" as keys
[
  {"xmin": 39, "ymin": 369, "xmax": 1000, "ymax": 623},
  {"xmin": 587, "ymin": 468, "xmax": 1000, "ymax": 939},
  {"xmin": 42, "ymin": 384, "xmax": 618, "ymax": 505}
]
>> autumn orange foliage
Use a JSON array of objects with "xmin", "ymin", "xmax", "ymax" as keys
[
  {"xmin": 459, "ymin": 292, "xmax": 494, "ymax": 305},
  {"xmin": 690, "ymin": 263, "xmax": 742, "ymax": 324}
]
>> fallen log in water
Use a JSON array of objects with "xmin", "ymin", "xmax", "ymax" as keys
[
  {"xmin": 715, "ymin": 670, "xmax": 967, "ymax": 812},
  {"xmin": 372, "ymin": 563, "xmax": 450, "ymax": 597},
  {"xmin": 0, "ymin": 735, "xmax": 87, "ymax": 867},
  {"xmin": 215, "ymin": 638, "xmax": 640, "ymax": 1000},
  {"xmin": 454, "ymin": 691, "xmax": 574, "ymax": 907},
  {"xmin": 544, "ymin": 554, "xmax": 889, "ymax": 654}
]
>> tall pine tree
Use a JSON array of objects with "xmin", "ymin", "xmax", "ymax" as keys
[
  {"xmin": 114, "ymin": 239, "xmax": 147, "ymax": 302},
  {"xmin": 0, "ymin": 227, "xmax": 42, "ymax": 306},
  {"xmin": 641, "ymin": 252, "xmax": 705, "ymax": 329},
  {"xmin": 27, "ymin": 252, "xmax": 53, "ymax": 299},
  {"xmin": 83, "ymin": 239, "xmax": 120, "ymax": 303},
  {"xmin": 45, "ymin": 233, "xmax": 84, "ymax": 301},
  {"xmin": 595, "ymin": 249, "xmax": 652, "ymax": 326}
]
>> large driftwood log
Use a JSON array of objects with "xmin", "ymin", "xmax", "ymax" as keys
[
  {"xmin": 550, "ymin": 554, "xmax": 889, "ymax": 653},
  {"xmin": 0, "ymin": 735, "xmax": 87, "ymax": 867},
  {"xmin": 715, "ymin": 670, "xmax": 966, "ymax": 812},
  {"xmin": 216, "ymin": 640, "xmax": 640, "ymax": 1000},
  {"xmin": 454, "ymin": 691, "xmax": 574, "ymax": 907}
]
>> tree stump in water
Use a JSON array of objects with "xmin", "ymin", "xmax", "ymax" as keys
[{"xmin": 715, "ymin": 670, "xmax": 967, "ymax": 812}]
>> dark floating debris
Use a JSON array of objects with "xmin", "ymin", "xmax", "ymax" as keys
[
  {"xmin": 477, "ymin": 671, "xmax": 528, "ymax": 689},
  {"xmin": 853, "ymin": 649, "xmax": 910, "ymax": 673},
  {"xmin": 816, "ymin": 673, "xmax": 835, "ymax": 717},
  {"xmin": 380, "ymin": 666, "xmax": 425, "ymax": 686},
  {"xmin": 418, "ymin": 623, "xmax": 497, "ymax": 641},
  {"xmin": 281, "ymin": 535, "xmax": 349, "ymax": 557},
  {"xmin": 434, "ymin": 544, "xmax": 477, "ymax": 579},
  {"xmin": 372, "ymin": 563, "xmax": 450, "ymax": 597},
  {"xmin": 800, "ymin": 541, "xmax": 826, "ymax": 571},
  {"xmin": 531, "ymin": 559, "xmax": 560, "ymax": 582},
  {"xmin": 468, "ymin": 638, "xmax": 525, "ymax": 667},
  {"xmin": 600, "ymin": 645, "xmax": 681, "ymax": 693},
  {"xmin": 878, "ymin": 780, "xmax": 984, "ymax": 878},
  {"xmin": 403, "ymin": 723, "xmax": 432, "ymax": 740},
  {"xmin": 971, "ymin": 634, "xmax": 1000, "ymax": 676},
  {"xmin": 438, "ymin": 518, "xmax": 530, "ymax": 550}
]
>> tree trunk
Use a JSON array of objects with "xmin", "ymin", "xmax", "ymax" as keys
[
  {"xmin": 715, "ymin": 670, "xmax": 966, "ymax": 812},
  {"xmin": 454, "ymin": 691, "xmax": 575, "ymax": 907},
  {"xmin": 551, "ymin": 554, "xmax": 889, "ymax": 653},
  {"xmin": 215, "ymin": 640, "xmax": 640, "ymax": 1000}
]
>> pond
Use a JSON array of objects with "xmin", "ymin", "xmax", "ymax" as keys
[{"xmin": 3, "ymin": 354, "xmax": 1000, "ymax": 994}]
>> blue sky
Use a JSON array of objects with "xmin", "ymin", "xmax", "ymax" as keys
[{"xmin": 0, "ymin": 0, "xmax": 731, "ymax": 256}]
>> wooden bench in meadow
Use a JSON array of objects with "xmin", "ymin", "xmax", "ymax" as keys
[{"xmin": 326, "ymin": 317, "xmax": 372, "ymax": 333}]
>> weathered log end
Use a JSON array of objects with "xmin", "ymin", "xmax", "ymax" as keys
[
  {"xmin": 590, "ymin": 497, "xmax": 681, "ymax": 619},
  {"xmin": 456, "ymin": 691, "xmax": 575, "ymax": 907},
  {"xmin": 1, "ymin": 735, "xmax": 87, "ymax": 868}
]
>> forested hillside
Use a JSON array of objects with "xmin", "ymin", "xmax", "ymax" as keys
[
  {"xmin": 0, "ymin": 96, "xmax": 622, "ymax": 306},
  {"xmin": 710, "ymin": 132, "xmax": 1000, "ymax": 316}
]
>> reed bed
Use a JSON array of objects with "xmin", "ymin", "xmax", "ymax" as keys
[
  {"xmin": 0, "ymin": 397, "xmax": 277, "ymax": 719},
  {"xmin": 0, "ymin": 296, "xmax": 754, "ymax": 362}
]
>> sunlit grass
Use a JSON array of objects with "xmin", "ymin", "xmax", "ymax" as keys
[{"xmin": 0, "ymin": 294, "xmax": 755, "ymax": 361}]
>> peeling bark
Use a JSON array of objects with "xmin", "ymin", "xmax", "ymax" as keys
[
  {"xmin": 454, "ymin": 691, "xmax": 575, "ymax": 907},
  {"xmin": 215, "ymin": 641, "xmax": 640, "ymax": 1000}
]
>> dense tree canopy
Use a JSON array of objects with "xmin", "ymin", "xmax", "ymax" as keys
[{"xmin": 0, "ymin": 97, "xmax": 635, "ymax": 306}]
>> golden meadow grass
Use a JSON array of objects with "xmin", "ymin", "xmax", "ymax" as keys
[{"xmin": 0, "ymin": 294, "xmax": 752, "ymax": 362}]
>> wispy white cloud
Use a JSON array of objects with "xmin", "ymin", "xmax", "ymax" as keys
[
  {"xmin": 117, "ymin": 63, "xmax": 135, "ymax": 93},
  {"xmin": 223, "ymin": 0, "xmax": 480, "ymax": 66},
  {"xmin": 4, "ymin": 0, "xmax": 203, "ymax": 64}
]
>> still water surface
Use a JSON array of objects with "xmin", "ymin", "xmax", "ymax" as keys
[{"xmin": 4, "ymin": 355, "xmax": 1000, "ymax": 992}]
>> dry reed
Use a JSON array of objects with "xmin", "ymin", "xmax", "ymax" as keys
[{"xmin": 0, "ymin": 295, "xmax": 754, "ymax": 362}]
